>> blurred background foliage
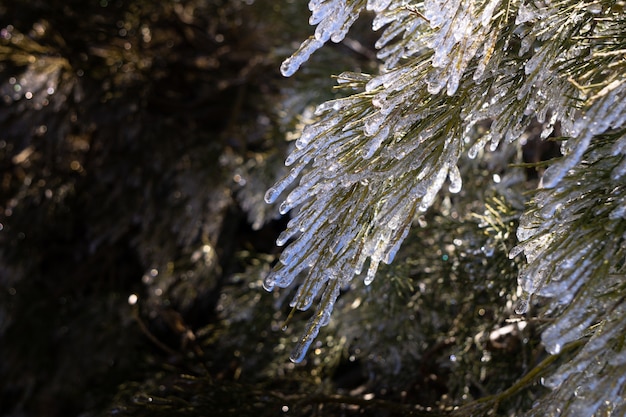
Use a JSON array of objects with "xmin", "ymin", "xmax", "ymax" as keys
[{"xmin": 1, "ymin": 1, "xmax": 556, "ymax": 416}]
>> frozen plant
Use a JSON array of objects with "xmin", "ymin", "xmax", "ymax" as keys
[{"xmin": 265, "ymin": 0, "xmax": 626, "ymax": 414}]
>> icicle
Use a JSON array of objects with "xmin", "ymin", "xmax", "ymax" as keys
[
  {"xmin": 418, "ymin": 166, "xmax": 449, "ymax": 211},
  {"xmin": 279, "ymin": 174, "xmax": 322, "ymax": 215},
  {"xmin": 448, "ymin": 163, "xmax": 462, "ymax": 193},
  {"xmin": 278, "ymin": 243, "xmax": 301, "ymax": 266},
  {"xmin": 330, "ymin": 234, "xmax": 348, "ymax": 254},
  {"xmin": 276, "ymin": 229, "xmax": 293, "ymax": 247},
  {"xmin": 515, "ymin": 292, "xmax": 530, "ymax": 314},
  {"xmin": 263, "ymin": 265, "xmax": 294, "ymax": 291},
  {"xmin": 540, "ymin": 112, "xmax": 558, "ymax": 139},
  {"xmin": 366, "ymin": 0, "xmax": 392, "ymax": 12},
  {"xmin": 284, "ymin": 147, "xmax": 311, "ymax": 167},
  {"xmin": 508, "ymin": 244, "xmax": 524, "ymax": 259},
  {"xmin": 263, "ymin": 273, "xmax": 277, "ymax": 291},
  {"xmin": 541, "ymin": 133, "xmax": 591, "ymax": 189},
  {"xmin": 329, "ymin": 9, "xmax": 361, "ymax": 43},
  {"xmin": 290, "ymin": 279, "xmax": 342, "ymax": 363},
  {"xmin": 314, "ymin": 96, "xmax": 363, "ymax": 116},
  {"xmin": 265, "ymin": 187, "xmax": 281, "ymax": 205},
  {"xmin": 366, "ymin": 69, "xmax": 408, "ymax": 93},
  {"xmin": 292, "ymin": 274, "xmax": 329, "ymax": 311},
  {"xmin": 539, "ymin": 202, "xmax": 562, "ymax": 219},
  {"xmin": 281, "ymin": 37, "xmax": 324, "ymax": 77},
  {"xmin": 364, "ymin": 112, "xmax": 386, "ymax": 136},
  {"xmin": 296, "ymin": 119, "xmax": 326, "ymax": 149},
  {"xmin": 280, "ymin": 216, "xmax": 332, "ymax": 266},
  {"xmin": 474, "ymin": 30, "xmax": 498, "ymax": 82},
  {"xmin": 264, "ymin": 157, "xmax": 311, "ymax": 204},
  {"xmin": 354, "ymin": 250, "xmax": 368, "ymax": 275},
  {"xmin": 364, "ymin": 257, "xmax": 380, "ymax": 285},
  {"xmin": 362, "ymin": 125, "xmax": 390, "ymax": 158},
  {"xmin": 383, "ymin": 223, "xmax": 411, "ymax": 263},
  {"xmin": 309, "ymin": 1, "xmax": 334, "ymax": 25},
  {"xmin": 468, "ymin": 135, "xmax": 488, "ymax": 159},
  {"xmin": 375, "ymin": 22, "xmax": 407, "ymax": 50}
]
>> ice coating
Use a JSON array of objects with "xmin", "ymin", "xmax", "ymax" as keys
[
  {"xmin": 280, "ymin": 0, "xmax": 363, "ymax": 77},
  {"xmin": 266, "ymin": 0, "xmax": 626, "ymax": 373},
  {"xmin": 366, "ymin": 0, "xmax": 392, "ymax": 12},
  {"xmin": 289, "ymin": 278, "xmax": 342, "ymax": 363},
  {"xmin": 421, "ymin": 0, "xmax": 501, "ymax": 95},
  {"xmin": 280, "ymin": 37, "xmax": 324, "ymax": 77},
  {"xmin": 448, "ymin": 164, "xmax": 462, "ymax": 193},
  {"xmin": 512, "ymin": 128, "xmax": 626, "ymax": 414}
]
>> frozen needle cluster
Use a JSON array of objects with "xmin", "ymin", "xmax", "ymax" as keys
[{"xmin": 266, "ymin": 0, "xmax": 626, "ymax": 413}]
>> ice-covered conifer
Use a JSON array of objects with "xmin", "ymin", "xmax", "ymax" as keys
[{"xmin": 267, "ymin": 0, "xmax": 626, "ymax": 413}]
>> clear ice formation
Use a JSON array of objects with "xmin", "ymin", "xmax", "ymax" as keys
[{"xmin": 269, "ymin": 5, "xmax": 626, "ymax": 412}]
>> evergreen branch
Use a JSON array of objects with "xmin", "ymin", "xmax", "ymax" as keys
[
  {"xmin": 265, "ymin": 7, "xmax": 626, "ymax": 417},
  {"xmin": 453, "ymin": 337, "xmax": 586, "ymax": 416}
]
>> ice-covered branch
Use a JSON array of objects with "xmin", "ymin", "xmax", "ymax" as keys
[
  {"xmin": 269, "ymin": 0, "xmax": 626, "ymax": 368},
  {"xmin": 265, "ymin": 68, "xmax": 468, "ymax": 361},
  {"xmin": 280, "ymin": 0, "xmax": 368, "ymax": 76},
  {"xmin": 511, "ymin": 131, "xmax": 626, "ymax": 415}
]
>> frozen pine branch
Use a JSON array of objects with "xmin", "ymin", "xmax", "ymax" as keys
[
  {"xmin": 266, "ymin": 0, "xmax": 626, "ymax": 413},
  {"xmin": 512, "ymin": 131, "xmax": 626, "ymax": 415},
  {"xmin": 264, "ymin": 67, "xmax": 468, "ymax": 362}
]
